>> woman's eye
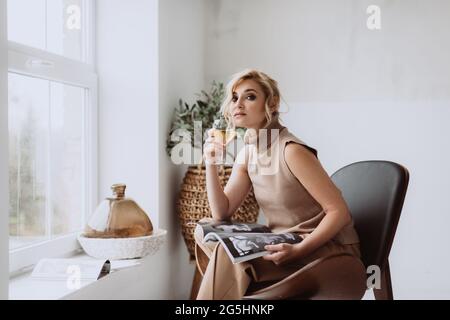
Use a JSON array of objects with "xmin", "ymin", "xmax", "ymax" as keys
[{"xmin": 232, "ymin": 94, "xmax": 255, "ymax": 102}]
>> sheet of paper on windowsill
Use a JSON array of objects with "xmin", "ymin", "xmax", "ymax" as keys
[
  {"xmin": 31, "ymin": 258, "xmax": 111, "ymax": 281},
  {"xmin": 30, "ymin": 256, "xmax": 142, "ymax": 283},
  {"xmin": 110, "ymin": 259, "xmax": 141, "ymax": 271}
]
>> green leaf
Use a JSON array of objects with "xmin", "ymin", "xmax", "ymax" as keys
[{"xmin": 166, "ymin": 80, "xmax": 226, "ymax": 155}]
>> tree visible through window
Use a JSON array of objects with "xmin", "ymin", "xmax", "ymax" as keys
[{"xmin": 7, "ymin": 0, "xmax": 95, "ymax": 255}]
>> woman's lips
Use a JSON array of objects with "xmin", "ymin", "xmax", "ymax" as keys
[{"xmin": 233, "ymin": 113, "xmax": 246, "ymax": 118}]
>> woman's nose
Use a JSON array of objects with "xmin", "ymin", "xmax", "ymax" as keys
[{"xmin": 235, "ymin": 96, "xmax": 245, "ymax": 108}]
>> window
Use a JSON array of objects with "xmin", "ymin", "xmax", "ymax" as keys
[
  {"xmin": 7, "ymin": 0, "xmax": 97, "ymax": 274},
  {"xmin": 8, "ymin": 0, "xmax": 87, "ymax": 62}
]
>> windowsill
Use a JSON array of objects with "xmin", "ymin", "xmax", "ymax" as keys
[{"xmin": 9, "ymin": 251, "xmax": 144, "ymax": 300}]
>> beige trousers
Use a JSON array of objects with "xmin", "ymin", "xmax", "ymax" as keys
[{"xmin": 194, "ymin": 218, "xmax": 364, "ymax": 300}]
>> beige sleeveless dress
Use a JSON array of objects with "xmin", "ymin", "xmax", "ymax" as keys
[{"xmin": 194, "ymin": 117, "xmax": 365, "ymax": 300}]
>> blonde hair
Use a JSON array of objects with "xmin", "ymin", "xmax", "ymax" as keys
[{"xmin": 220, "ymin": 69, "xmax": 281, "ymax": 128}]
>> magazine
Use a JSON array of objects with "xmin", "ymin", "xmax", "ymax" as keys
[
  {"xmin": 195, "ymin": 220, "xmax": 303, "ymax": 264},
  {"xmin": 31, "ymin": 258, "xmax": 111, "ymax": 281}
]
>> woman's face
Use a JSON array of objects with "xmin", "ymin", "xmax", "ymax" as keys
[{"xmin": 231, "ymin": 79, "xmax": 268, "ymax": 129}]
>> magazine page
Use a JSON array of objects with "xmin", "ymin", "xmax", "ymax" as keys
[
  {"xmin": 197, "ymin": 220, "xmax": 271, "ymax": 239},
  {"xmin": 31, "ymin": 258, "xmax": 111, "ymax": 281},
  {"xmin": 204, "ymin": 232, "xmax": 303, "ymax": 264}
]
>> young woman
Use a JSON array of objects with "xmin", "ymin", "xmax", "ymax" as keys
[{"xmin": 194, "ymin": 69, "xmax": 365, "ymax": 300}]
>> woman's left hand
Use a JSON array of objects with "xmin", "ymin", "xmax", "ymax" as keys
[{"xmin": 262, "ymin": 243, "xmax": 301, "ymax": 266}]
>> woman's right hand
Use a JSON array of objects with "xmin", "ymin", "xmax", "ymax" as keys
[{"xmin": 203, "ymin": 128, "xmax": 225, "ymax": 165}]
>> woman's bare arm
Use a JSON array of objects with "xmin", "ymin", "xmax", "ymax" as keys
[
  {"xmin": 223, "ymin": 149, "xmax": 253, "ymax": 217},
  {"xmin": 205, "ymin": 143, "xmax": 252, "ymax": 221},
  {"xmin": 264, "ymin": 142, "xmax": 352, "ymax": 265}
]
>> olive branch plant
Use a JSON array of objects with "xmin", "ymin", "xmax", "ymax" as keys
[{"xmin": 166, "ymin": 81, "xmax": 245, "ymax": 163}]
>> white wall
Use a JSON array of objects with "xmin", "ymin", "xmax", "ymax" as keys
[
  {"xmin": 95, "ymin": 0, "xmax": 167, "ymax": 299},
  {"xmin": 204, "ymin": 0, "xmax": 450, "ymax": 299},
  {"xmin": 97, "ymin": 0, "xmax": 159, "ymax": 227},
  {"xmin": 0, "ymin": 0, "xmax": 9, "ymax": 300},
  {"xmin": 158, "ymin": 0, "xmax": 206, "ymax": 299},
  {"xmin": 92, "ymin": 0, "xmax": 205, "ymax": 299}
]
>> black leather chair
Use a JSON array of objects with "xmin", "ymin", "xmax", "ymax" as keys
[
  {"xmin": 330, "ymin": 160, "xmax": 409, "ymax": 299},
  {"xmin": 243, "ymin": 160, "xmax": 409, "ymax": 300}
]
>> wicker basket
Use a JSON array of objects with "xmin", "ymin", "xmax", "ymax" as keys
[{"xmin": 178, "ymin": 165, "xmax": 260, "ymax": 261}]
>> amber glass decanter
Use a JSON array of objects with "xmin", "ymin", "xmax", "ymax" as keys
[{"xmin": 84, "ymin": 184, "xmax": 153, "ymax": 238}]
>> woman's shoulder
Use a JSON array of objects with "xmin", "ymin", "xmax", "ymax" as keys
[{"xmin": 280, "ymin": 128, "xmax": 318, "ymax": 158}]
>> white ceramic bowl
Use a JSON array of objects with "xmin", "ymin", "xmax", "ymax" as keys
[{"xmin": 77, "ymin": 229, "xmax": 167, "ymax": 260}]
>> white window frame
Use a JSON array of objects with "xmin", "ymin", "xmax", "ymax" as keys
[{"xmin": 8, "ymin": 0, "xmax": 97, "ymax": 275}]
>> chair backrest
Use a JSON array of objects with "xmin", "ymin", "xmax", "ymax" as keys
[{"xmin": 331, "ymin": 161, "xmax": 409, "ymax": 270}]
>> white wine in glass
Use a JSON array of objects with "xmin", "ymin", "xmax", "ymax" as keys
[{"xmin": 212, "ymin": 116, "xmax": 237, "ymax": 163}]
